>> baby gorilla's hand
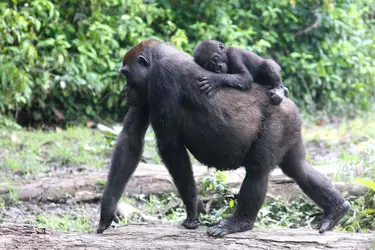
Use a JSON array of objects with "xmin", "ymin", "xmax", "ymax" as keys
[{"xmin": 198, "ymin": 76, "xmax": 220, "ymax": 96}]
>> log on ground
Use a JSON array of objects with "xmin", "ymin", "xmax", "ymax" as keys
[
  {"xmin": 0, "ymin": 223, "xmax": 373, "ymax": 250},
  {"xmin": 0, "ymin": 164, "xmax": 369, "ymax": 203}
]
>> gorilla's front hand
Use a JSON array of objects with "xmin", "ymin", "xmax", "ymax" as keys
[{"xmin": 97, "ymin": 198, "xmax": 120, "ymax": 234}]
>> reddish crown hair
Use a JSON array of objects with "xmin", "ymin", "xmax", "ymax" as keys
[{"xmin": 122, "ymin": 39, "xmax": 161, "ymax": 66}]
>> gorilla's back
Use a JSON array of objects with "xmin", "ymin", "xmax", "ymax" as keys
[{"xmin": 151, "ymin": 47, "xmax": 301, "ymax": 170}]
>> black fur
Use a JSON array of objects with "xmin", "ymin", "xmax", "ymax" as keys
[
  {"xmin": 194, "ymin": 40, "xmax": 289, "ymax": 105},
  {"xmin": 97, "ymin": 39, "xmax": 349, "ymax": 237}
]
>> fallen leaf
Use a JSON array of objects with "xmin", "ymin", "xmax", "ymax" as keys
[
  {"xmin": 84, "ymin": 144, "xmax": 95, "ymax": 151},
  {"xmin": 86, "ymin": 120, "xmax": 97, "ymax": 128},
  {"xmin": 35, "ymin": 228, "xmax": 50, "ymax": 234},
  {"xmin": 52, "ymin": 107, "xmax": 65, "ymax": 121},
  {"xmin": 35, "ymin": 156, "xmax": 46, "ymax": 162},
  {"xmin": 11, "ymin": 133, "xmax": 18, "ymax": 142}
]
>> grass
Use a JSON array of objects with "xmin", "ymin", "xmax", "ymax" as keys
[
  {"xmin": 115, "ymin": 173, "xmax": 375, "ymax": 233},
  {"xmin": 36, "ymin": 214, "xmax": 91, "ymax": 232},
  {"xmin": 0, "ymin": 127, "xmax": 110, "ymax": 181},
  {"xmin": 302, "ymin": 115, "xmax": 375, "ymax": 182},
  {"xmin": 5, "ymin": 184, "xmax": 19, "ymax": 205}
]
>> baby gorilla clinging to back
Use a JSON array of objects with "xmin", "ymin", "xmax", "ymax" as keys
[{"xmin": 194, "ymin": 40, "xmax": 288, "ymax": 104}]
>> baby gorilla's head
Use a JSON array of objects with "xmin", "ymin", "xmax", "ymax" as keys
[{"xmin": 194, "ymin": 40, "xmax": 228, "ymax": 73}]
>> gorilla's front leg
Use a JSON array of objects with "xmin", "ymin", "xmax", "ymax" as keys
[
  {"xmin": 97, "ymin": 107, "xmax": 149, "ymax": 234},
  {"xmin": 207, "ymin": 171, "xmax": 269, "ymax": 237}
]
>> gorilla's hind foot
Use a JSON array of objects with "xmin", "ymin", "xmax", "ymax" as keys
[
  {"xmin": 182, "ymin": 218, "xmax": 201, "ymax": 229},
  {"xmin": 319, "ymin": 200, "xmax": 350, "ymax": 234},
  {"xmin": 207, "ymin": 215, "xmax": 253, "ymax": 238}
]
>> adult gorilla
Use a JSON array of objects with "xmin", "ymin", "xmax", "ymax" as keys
[{"xmin": 97, "ymin": 39, "xmax": 349, "ymax": 237}]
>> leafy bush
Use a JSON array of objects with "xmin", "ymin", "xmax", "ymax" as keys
[
  {"xmin": 0, "ymin": 0, "xmax": 173, "ymax": 123},
  {"xmin": 162, "ymin": 0, "xmax": 375, "ymax": 115},
  {"xmin": 1, "ymin": 0, "xmax": 374, "ymax": 124}
]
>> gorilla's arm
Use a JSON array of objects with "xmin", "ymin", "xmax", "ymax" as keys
[{"xmin": 97, "ymin": 106, "xmax": 149, "ymax": 233}]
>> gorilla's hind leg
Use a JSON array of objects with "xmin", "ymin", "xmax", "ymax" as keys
[
  {"xmin": 279, "ymin": 139, "xmax": 350, "ymax": 233},
  {"xmin": 207, "ymin": 170, "xmax": 270, "ymax": 237},
  {"xmin": 207, "ymin": 139, "xmax": 273, "ymax": 237}
]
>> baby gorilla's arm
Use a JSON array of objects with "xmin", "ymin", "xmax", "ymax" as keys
[{"xmin": 198, "ymin": 52, "xmax": 254, "ymax": 96}]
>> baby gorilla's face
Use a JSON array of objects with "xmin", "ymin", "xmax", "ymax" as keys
[
  {"xmin": 203, "ymin": 53, "xmax": 228, "ymax": 73},
  {"xmin": 194, "ymin": 40, "xmax": 228, "ymax": 74}
]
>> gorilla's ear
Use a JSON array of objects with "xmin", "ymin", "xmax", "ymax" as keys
[{"xmin": 138, "ymin": 55, "xmax": 149, "ymax": 67}]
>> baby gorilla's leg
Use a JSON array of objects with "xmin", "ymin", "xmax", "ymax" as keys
[{"xmin": 257, "ymin": 59, "xmax": 287, "ymax": 105}]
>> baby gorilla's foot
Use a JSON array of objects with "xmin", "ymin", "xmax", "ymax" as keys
[
  {"xmin": 268, "ymin": 88, "xmax": 284, "ymax": 105},
  {"xmin": 207, "ymin": 215, "xmax": 254, "ymax": 237},
  {"xmin": 283, "ymin": 86, "xmax": 289, "ymax": 97},
  {"xmin": 182, "ymin": 218, "xmax": 201, "ymax": 229},
  {"xmin": 319, "ymin": 200, "xmax": 350, "ymax": 234}
]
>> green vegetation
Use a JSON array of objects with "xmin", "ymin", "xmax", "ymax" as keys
[
  {"xmin": 302, "ymin": 114, "xmax": 375, "ymax": 182},
  {"xmin": 5, "ymin": 185, "xmax": 20, "ymax": 205},
  {"xmin": 96, "ymin": 179, "xmax": 105, "ymax": 186},
  {"xmin": 0, "ymin": 127, "xmax": 109, "ymax": 181},
  {"xmin": 36, "ymin": 214, "xmax": 90, "ymax": 232},
  {"xmin": 1, "ymin": 0, "xmax": 374, "ymax": 123},
  {"xmin": 114, "ymin": 173, "xmax": 374, "ymax": 233}
]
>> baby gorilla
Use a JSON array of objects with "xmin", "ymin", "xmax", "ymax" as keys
[{"xmin": 194, "ymin": 40, "xmax": 288, "ymax": 104}]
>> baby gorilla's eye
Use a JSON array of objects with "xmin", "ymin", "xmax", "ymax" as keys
[
  {"xmin": 212, "ymin": 56, "xmax": 220, "ymax": 63},
  {"xmin": 205, "ymin": 61, "xmax": 215, "ymax": 71}
]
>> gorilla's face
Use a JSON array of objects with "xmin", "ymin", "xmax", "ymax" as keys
[{"xmin": 120, "ymin": 54, "xmax": 150, "ymax": 106}]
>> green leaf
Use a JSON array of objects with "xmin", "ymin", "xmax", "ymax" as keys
[
  {"xmin": 37, "ymin": 38, "xmax": 55, "ymax": 48},
  {"xmin": 229, "ymin": 199, "xmax": 235, "ymax": 208},
  {"xmin": 354, "ymin": 179, "xmax": 375, "ymax": 191}
]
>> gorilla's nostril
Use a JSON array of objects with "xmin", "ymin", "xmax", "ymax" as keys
[{"xmin": 120, "ymin": 66, "xmax": 129, "ymax": 75}]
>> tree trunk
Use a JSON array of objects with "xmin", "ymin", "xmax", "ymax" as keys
[{"xmin": 0, "ymin": 223, "xmax": 373, "ymax": 250}]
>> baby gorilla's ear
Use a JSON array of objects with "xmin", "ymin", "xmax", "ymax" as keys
[{"xmin": 218, "ymin": 43, "xmax": 225, "ymax": 52}]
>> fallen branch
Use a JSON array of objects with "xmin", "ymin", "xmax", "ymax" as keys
[
  {"xmin": 0, "ymin": 223, "xmax": 373, "ymax": 250},
  {"xmin": 0, "ymin": 164, "xmax": 369, "ymax": 203}
]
